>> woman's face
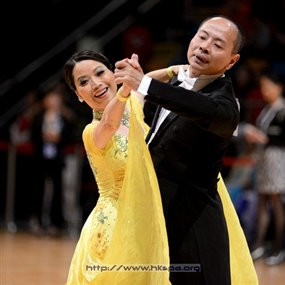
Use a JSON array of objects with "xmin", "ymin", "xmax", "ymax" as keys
[
  {"xmin": 73, "ymin": 59, "xmax": 117, "ymax": 110},
  {"xmin": 260, "ymin": 76, "xmax": 283, "ymax": 105}
]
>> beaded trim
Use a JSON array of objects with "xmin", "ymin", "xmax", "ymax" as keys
[
  {"xmin": 93, "ymin": 110, "xmax": 104, "ymax": 121},
  {"xmin": 92, "ymin": 110, "xmax": 129, "ymax": 126}
]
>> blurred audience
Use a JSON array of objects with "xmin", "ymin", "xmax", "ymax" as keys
[
  {"xmin": 239, "ymin": 68, "xmax": 285, "ymax": 265},
  {"xmin": 29, "ymin": 83, "xmax": 76, "ymax": 236},
  {"xmin": 9, "ymin": 89, "xmax": 41, "ymax": 146},
  {"xmin": 8, "ymin": 89, "xmax": 41, "ymax": 223}
]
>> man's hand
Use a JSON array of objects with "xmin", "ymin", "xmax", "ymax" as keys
[
  {"xmin": 114, "ymin": 53, "xmax": 144, "ymax": 91},
  {"xmin": 124, "ymin": 53, "xmax": 143, "ymax": 72}
]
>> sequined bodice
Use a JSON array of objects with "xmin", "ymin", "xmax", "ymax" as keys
[{"xmin": 83, "ymin": 112, "xmax": 130, "ymax": 199}]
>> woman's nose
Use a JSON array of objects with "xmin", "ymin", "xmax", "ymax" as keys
[{"xmin": 90, "ymin": 78, "xmax": 100, "ymax": 89}]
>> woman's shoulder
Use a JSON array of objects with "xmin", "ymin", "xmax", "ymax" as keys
[{"xmin": 83, "ymin": 122, "xmax": 114, "ymax": 155}]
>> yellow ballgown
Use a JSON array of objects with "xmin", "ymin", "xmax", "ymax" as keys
[
  {"xmin": 217, "ymin": 174, "xmax": 259, "ymax": 284},
  {"xmin": 65, "ymin": 95, "xmax": 171, "ymax": 285}
]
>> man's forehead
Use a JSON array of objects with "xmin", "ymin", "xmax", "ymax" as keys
[{"xmin": 202, "ymin": 17, "xmax": 232, "ymax": 27}]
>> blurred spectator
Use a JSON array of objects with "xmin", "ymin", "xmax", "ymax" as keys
[
  {"xmin": 30, "ymin": 84, "xmax": 76, "ymax": 236},
  {"xmin": 8, "ymin": 89, "xmax": 41, "ymax": 224},
  {"xmin": 9, "ymin": 89, "xmax": 40, "ymax": 146},
  {"xmin": 240, "ymin": 68, "xmax": 285, "ymax": 265},
  {"xmin": 236, "ymin": 58, "xmax": 269, "ymax": 124},
  {"xmin": 224, "ymin": 137, "xmax": 257, "ymax": 244}
]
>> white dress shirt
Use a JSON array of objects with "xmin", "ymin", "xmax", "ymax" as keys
[{"xmin": 138, "ymin": 67, "xmax": 238, "ymax": 143}]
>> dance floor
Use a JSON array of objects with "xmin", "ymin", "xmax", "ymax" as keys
[{"xmin": 1, "ymin": 229, "xmax": 284, "ymax": 285}]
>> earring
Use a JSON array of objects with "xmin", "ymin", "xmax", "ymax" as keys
[{"xmin": 78, "ymin": 96, "xmax": 83, "ymax": 103}]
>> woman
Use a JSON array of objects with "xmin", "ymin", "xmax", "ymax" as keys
[
  {"xmin": 63, "ymin": 50, "xmax": 170, "ymax": 285},
  {"xmin": 244, "ymin": 69, "xmax": 285, "ymax": 265}
]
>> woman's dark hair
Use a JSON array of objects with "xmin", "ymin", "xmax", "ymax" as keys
[
  {"xmin": 260, "ymin": 68, "xmax": 285, "ymax": 97},
  {"xmin": 261, "ymin": 68, "xmax": 285, "ymax": 86},
  {"xmin": 63, "ymin": 50, "xmax": 113, "ymax": 91}
]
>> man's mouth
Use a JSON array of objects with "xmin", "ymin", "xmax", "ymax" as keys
[{"xmin": 195, "ymin": 55, "xmax": 207, "ymax": 63}]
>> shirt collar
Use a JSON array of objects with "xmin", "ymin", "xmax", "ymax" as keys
[{"xmin": 177, "ymin": 66, "xmax": 224, "ymax": 91}]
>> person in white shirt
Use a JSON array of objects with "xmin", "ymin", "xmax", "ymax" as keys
[{"xmin": 115, "ymin": 15, "xmax": 258, "ymax": 285}]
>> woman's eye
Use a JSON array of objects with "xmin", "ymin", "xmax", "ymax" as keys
[
  {"xmin": 96, "ymin": 69, "xmax": 104, "ymax": 76},
  {"xmin": 80, "ymin": 79, "xmax": 88, "ymax": 86}
]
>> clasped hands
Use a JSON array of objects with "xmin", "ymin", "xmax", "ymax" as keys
[{"xmin": 114, "ymin": 53, "xmax": 144, "ymax": 92}]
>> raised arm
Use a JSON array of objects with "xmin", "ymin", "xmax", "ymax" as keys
[
  {"xmin": 93, "ymin": 85, "xmax": 131, "ymax": 149},
  {"xmin": 146, "ymin": 65, "xmax": 188, "ymax": 82}
]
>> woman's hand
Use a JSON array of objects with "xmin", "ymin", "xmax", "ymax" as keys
[{"xmin": 244, "ymin": 124, "xmax": 268, "ymax": 144}]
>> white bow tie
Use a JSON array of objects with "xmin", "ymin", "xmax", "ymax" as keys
[{"xmin": 177, "ymin": 66, "xmax": 196, "ymax": 90}]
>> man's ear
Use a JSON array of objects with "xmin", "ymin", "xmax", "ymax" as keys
[{"xmin": 226, "ymin": 54, "xmax": 240, "ymax": 70}]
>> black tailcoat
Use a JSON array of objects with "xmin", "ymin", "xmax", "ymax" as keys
[{"xmin": 144, "ymin": 74, "xmax": 240, "ymax": 285}]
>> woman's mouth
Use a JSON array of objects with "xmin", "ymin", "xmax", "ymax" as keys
[{"xmin": 94, "ymin": 87, "xmax": 108, "ymax": 98}]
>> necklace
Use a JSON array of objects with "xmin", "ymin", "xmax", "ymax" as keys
[
  {"xmin": 93, "ymin": 110, "xmax": 104, "ymax": 121},
  {"xmin": 92, "ymin": 109, "xmax": 129, "ymax": 127}
]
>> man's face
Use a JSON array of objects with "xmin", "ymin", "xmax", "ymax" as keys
[{"xmin": 187, "ymin": 17, "xmax": 240, "ymax": 77}]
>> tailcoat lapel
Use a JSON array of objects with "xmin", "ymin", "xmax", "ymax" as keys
[
  {"xmin": 145, "ymin": 76, "xmax": 181, "ymax": 144},
  {"xmin": 145, "ymin": 105, "xmax": 162, "ymax": 143},
  {"xmin": 146, "ymin": 109, "xmax": 177, "ymax": 145}
]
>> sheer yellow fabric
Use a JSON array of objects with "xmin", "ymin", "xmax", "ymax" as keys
[
  {"xmin": 65, "ymin": 95, "xmax": 170, "ymax": 285},
  {"xmin": 65, "ymin": 93, "xmax": 257, "ymax": 285},
  {"xmin": 97, "ymin": 96, "xmax": 171, "ymax": 284},
  {"xmin": 218, "ymin": 174, "xmax": 259, "ymax": 285}
]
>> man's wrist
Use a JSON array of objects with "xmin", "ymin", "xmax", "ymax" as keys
[
  {"xmin": 137, "ymin": 75, "xmax": 152, "ymax": 95},
  {"xmin": 167, "ymin": 66, "xmax": 176, "ymax": 78}
]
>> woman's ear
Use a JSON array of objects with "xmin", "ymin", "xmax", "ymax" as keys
[{"xmin": 75, "ymin": 92, "xmax": 84, "ymax": 103}]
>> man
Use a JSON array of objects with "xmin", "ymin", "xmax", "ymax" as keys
[{"xmin": 115, "ymin": 16, "xmax": 255, "ymax": 285}]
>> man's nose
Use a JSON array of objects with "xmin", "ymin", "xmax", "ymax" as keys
[{"xmin": 200, "ymin": 42, "xmax": 210, "ymax": 53}]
